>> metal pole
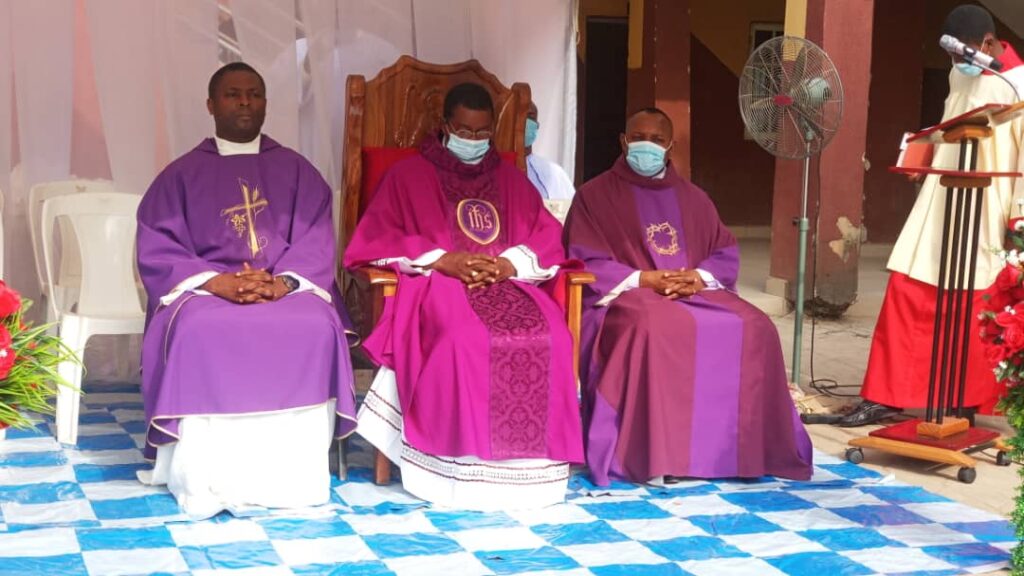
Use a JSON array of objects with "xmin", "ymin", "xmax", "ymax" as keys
[
  {"xmin": 925, "ymin": 141, "xmax": 967, "ymax": 423},
  {"xmin": 937, "ymin": 181, "xmax": 968, "ymax": 425},
  {"xmin": 792, "ymin": 149, "xmax": 811, "ymax": 386},
  {"xmin": 956, "ymin": 141, "xmax": 983, "ymax": 417}
]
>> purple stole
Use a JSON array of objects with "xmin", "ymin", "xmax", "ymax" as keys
[{"xmin": 434, "ymin": 156, "xmax": 552, "ymax": 459}]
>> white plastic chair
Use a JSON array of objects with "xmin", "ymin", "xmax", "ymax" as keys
[
  {"xmin": 42, "ymin": 192, "xmax": 145, "ymax": 445},
  {"xmin": 29, "ymin": 179, "xmax": 118, "ymax": 323}
]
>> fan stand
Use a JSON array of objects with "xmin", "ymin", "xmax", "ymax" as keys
[{"xmin": 791, "ymin": 141, "xmax": 811, "ymax": 390}]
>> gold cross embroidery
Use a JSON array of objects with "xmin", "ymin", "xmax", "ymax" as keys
[{"xmin": 220, "ymin": 178, "xmax": 269, "ymax": 259}]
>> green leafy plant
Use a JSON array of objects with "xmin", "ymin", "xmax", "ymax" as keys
[
  {"xmin": 979, "ymin": 216, "xmax": 1024, "ymax": 574},
  {"xmin": 0, "ymin": 280, "xmax": 80, "ymax": 430}
]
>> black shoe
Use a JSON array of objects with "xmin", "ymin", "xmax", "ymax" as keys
[
  {"xmin": 836, "ymin": 401, "xmax": 902, "ymax": 427},
  {"xmin": 800, "ymin": 412, "xmax": 843, "ymax": 425}
]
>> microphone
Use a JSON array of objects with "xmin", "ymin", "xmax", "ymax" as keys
[{"xmin": 940, "ymin": 34, "xmax": 1004, "ymax": 71}]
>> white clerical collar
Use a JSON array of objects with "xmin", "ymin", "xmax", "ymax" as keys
[{"xmin": 214, "ymin": 134, "xmax": 261, "ymax": 156}]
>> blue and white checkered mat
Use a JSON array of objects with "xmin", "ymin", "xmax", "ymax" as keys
[{"xmin": 0, "ymin": 382, "xmax": 1015, "ymax": 575}]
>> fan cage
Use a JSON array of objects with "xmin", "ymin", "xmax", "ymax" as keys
[{"xmin": 739, "ymin": 35, "xmax": 844, "ymax": 160}]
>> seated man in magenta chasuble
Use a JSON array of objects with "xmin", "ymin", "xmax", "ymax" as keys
[{"xmin": 345, "ymin": 83, "xmax": 583, "ymax": 510}]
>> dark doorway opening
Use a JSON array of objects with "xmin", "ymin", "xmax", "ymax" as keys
[{"xmin": 581, "ymin": 17, "xmax": 628, "ymax": 182}]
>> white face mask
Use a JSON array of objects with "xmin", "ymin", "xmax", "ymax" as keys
[
  {"xmin": 445, "ymin": 132, "xmax": 491, "ymax": 164},
  {"xmin": 626, "ymin": 141, "xmax": 669, "ymax": 177},
  {"xmin": 955, "ymin": 61, "xmax": 984, "ymax": 77}
]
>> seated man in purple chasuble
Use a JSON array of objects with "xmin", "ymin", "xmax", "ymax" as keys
[
  {"xmin": 344, "ymin": 83, "xmax": 583, "ymax": 510},
  {"xmin": 135, "ymin": 63, "xmax": 357, "ymax": 518},
  {"xmin": 565, "ymin": 108, "xmax": 813, "ymax": 487}
]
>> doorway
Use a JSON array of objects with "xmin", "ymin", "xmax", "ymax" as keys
[{"xmin": 581, "ymin": 17, "xmax": 628, "ymax": 183}]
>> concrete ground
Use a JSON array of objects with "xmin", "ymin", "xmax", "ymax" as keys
[{"xmin": 737, "ymin": 239, "xmax": 1017, "ymax": 525}]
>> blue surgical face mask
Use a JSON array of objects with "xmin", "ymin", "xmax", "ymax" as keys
[
  {"xmin": 626, "ymin": 141, "xmax": 669, "ymax": 177},
  {"xmin": 955, "ymin": 62, "xmax": 984, "ymax": 77},
  {"xmin": 525, "ymin": 118, "xmax": 539, "ymax": 148},
  {"xmin": 446, "ymin": 132, "xmax": 490, "ymax": 164}
]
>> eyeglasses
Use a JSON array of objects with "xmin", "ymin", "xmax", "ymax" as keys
[{"xmin": 447, "ymin": 124, "xmax": 493, "ymax": 140}]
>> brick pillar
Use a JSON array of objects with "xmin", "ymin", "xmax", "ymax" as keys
[
  {"xmin": 625, "ymin": 0, "xmax": 691, "ymax": 178},
  {"xmin": 768, "ymin": 0, "xmax": 874, "ymax": 315}
]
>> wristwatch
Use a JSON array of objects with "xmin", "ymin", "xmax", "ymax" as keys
[{"xmin": 278, "ymin": 274, "xmax": 299, "ymax": 293}]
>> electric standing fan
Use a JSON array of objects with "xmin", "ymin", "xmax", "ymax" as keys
[{"xmin": 738, "ymin": 35, "xmax": 844, "ymax": 388}]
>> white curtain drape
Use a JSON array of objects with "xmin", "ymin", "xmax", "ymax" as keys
[
  {"xmin": 468, "ymin": 0, "xmax": 576, "ymax": 175},
  {"xmin": 334, "ymin": 0, "xmax": 414, "ymax": 166},
  {"xmin": 298, "ymin": 0, "xmax": 339, "ymax": 186},
  {"xmin": 86, "ymin": 0, "xmax": 160, "ymax": 196},
  {"xmin": 0, "ymin": 2, "xmax": 13, "ymax": 279},
  {"xmin": 10, "ymin": 0, "xmax": 75, "ymax": 303},
  {"xmin": 336, "ymin": 0, "xmax": 414, "ymax": 78},
  {"xmin": 232, "ymin": 0, "xmax": 301, "ymax": 151},
  {"xmin": 559, "ymin": 0, "xmax": 579, "ymax": 179},
  {"xmin": 1, "ymin": 0, "xmax": 577, "ymax": 309},
  {"xmin": 156, "ymin": 0, "xmax": 220, "ymax": 159},
  {"xmin": 413, "ymin": 0, "xmax": 473, "ymax": 63}
]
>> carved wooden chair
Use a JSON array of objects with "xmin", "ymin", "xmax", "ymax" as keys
[{"xmin": 339, "ymin": 55, "xmax": 593, "ymax": 485}]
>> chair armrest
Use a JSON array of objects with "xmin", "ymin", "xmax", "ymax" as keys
[
  {"xmin": 353, "ymin": 266, "xmax": 398, "ymax": 297},
  {"xmin": 563, "ymin": 270, "xmax": 594, "ymax": 386},
  {"xmin": 566, "ymin": 271, "xmax": 596, "ymax": 286}
]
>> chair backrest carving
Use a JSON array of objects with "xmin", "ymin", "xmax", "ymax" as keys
[{"xmin": 341, "ymin": 55, "xmax": 531, "ymax": 247}]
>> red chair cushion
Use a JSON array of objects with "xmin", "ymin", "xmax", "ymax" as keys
[
  {"xmin": 359, "ymin": 147, "xmax": 520, "ymax": 217},
  {"xmin": 360, "ymin": 147, "xmax": 419, "ymax": 217}
]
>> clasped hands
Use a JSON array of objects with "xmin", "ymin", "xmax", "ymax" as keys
[
  {"xmin": 201, "ymin": 263, "xmax": 292, "ymax": 304},
  {"xmin": 429, "ymin": 251, "xmax": 516, "ymax": 289},
  {"xmin": 640, "ymin": 268, "xmax": 706, "ymax": 299}
]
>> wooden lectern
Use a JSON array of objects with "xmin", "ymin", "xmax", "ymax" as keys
[{"xmin": 845, "ymin": 103, "xmax": 1024, "ymax": 483}]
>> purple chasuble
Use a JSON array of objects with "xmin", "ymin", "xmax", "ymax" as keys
[
  {"xmin": 566, "ymin": 157, "xmax": 812, "ymax": 485},
  {"xmin": 344, "ymin": 136, "xmax": 583, "ymax": 463},
  {"xmin": 137, "ymin": 136, "xmax": 357, "ymax": 459}
]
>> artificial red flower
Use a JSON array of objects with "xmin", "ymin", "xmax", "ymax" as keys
[
  {"xmin": 0, "ymin": 281, "xmax": 20, "ymax": 318},
  {"xmin": 0, "ymin": 324, "xmax": 14, "ymax": 380},
  {"xmin": 986, "ymin": 343, "xmax": 1008, "ymax": 366},
  {"xmin": 1005, "ymin": 324, "xmax": 1024, "ymax": 351},
  {"xmin": 980, "ymin": 323, "xmax": 1002, "ymax": 345},
  {"xmin": 995, "ymin": 307, "xmax": 1024, "ymax": 329}
]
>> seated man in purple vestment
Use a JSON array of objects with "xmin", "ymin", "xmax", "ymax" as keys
[
  {"xmin": 565, "ymin": 108, "xmax": 813, "ymax": 486},
  {"xmin": 344, "ymin": 83, "xmax": 583, "ymax": 510},
  {"xmin": 135, "ymin": 63, "xmax": 357, "ymax": 517}
]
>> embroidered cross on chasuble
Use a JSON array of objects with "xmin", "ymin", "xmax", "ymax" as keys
[{"xmin": 220, "ymin": 178, "xmax": 269, "ymax": 260}]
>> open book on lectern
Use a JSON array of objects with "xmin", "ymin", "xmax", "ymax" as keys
[{"xmin": 893, "ymin": 101, "xmax": 1024, "ymax": 178}]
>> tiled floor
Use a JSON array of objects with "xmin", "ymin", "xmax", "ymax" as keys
[{"xmin": 0, "ymin": 381, "xmax": 1014, "ymax": 576}]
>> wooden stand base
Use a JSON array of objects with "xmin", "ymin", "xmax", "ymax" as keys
[
  {"xmin": 916, "ymin": 417, "xmax": 970, "ymax": 439},
  {"xmin": 846, "ymin": 419, "xmax": 1007, "ymax": 484}
]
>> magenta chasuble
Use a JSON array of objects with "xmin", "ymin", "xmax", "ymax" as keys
[{"xmin": 344, "ymin": 136, "xmax": 583, "ymax": 464}]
